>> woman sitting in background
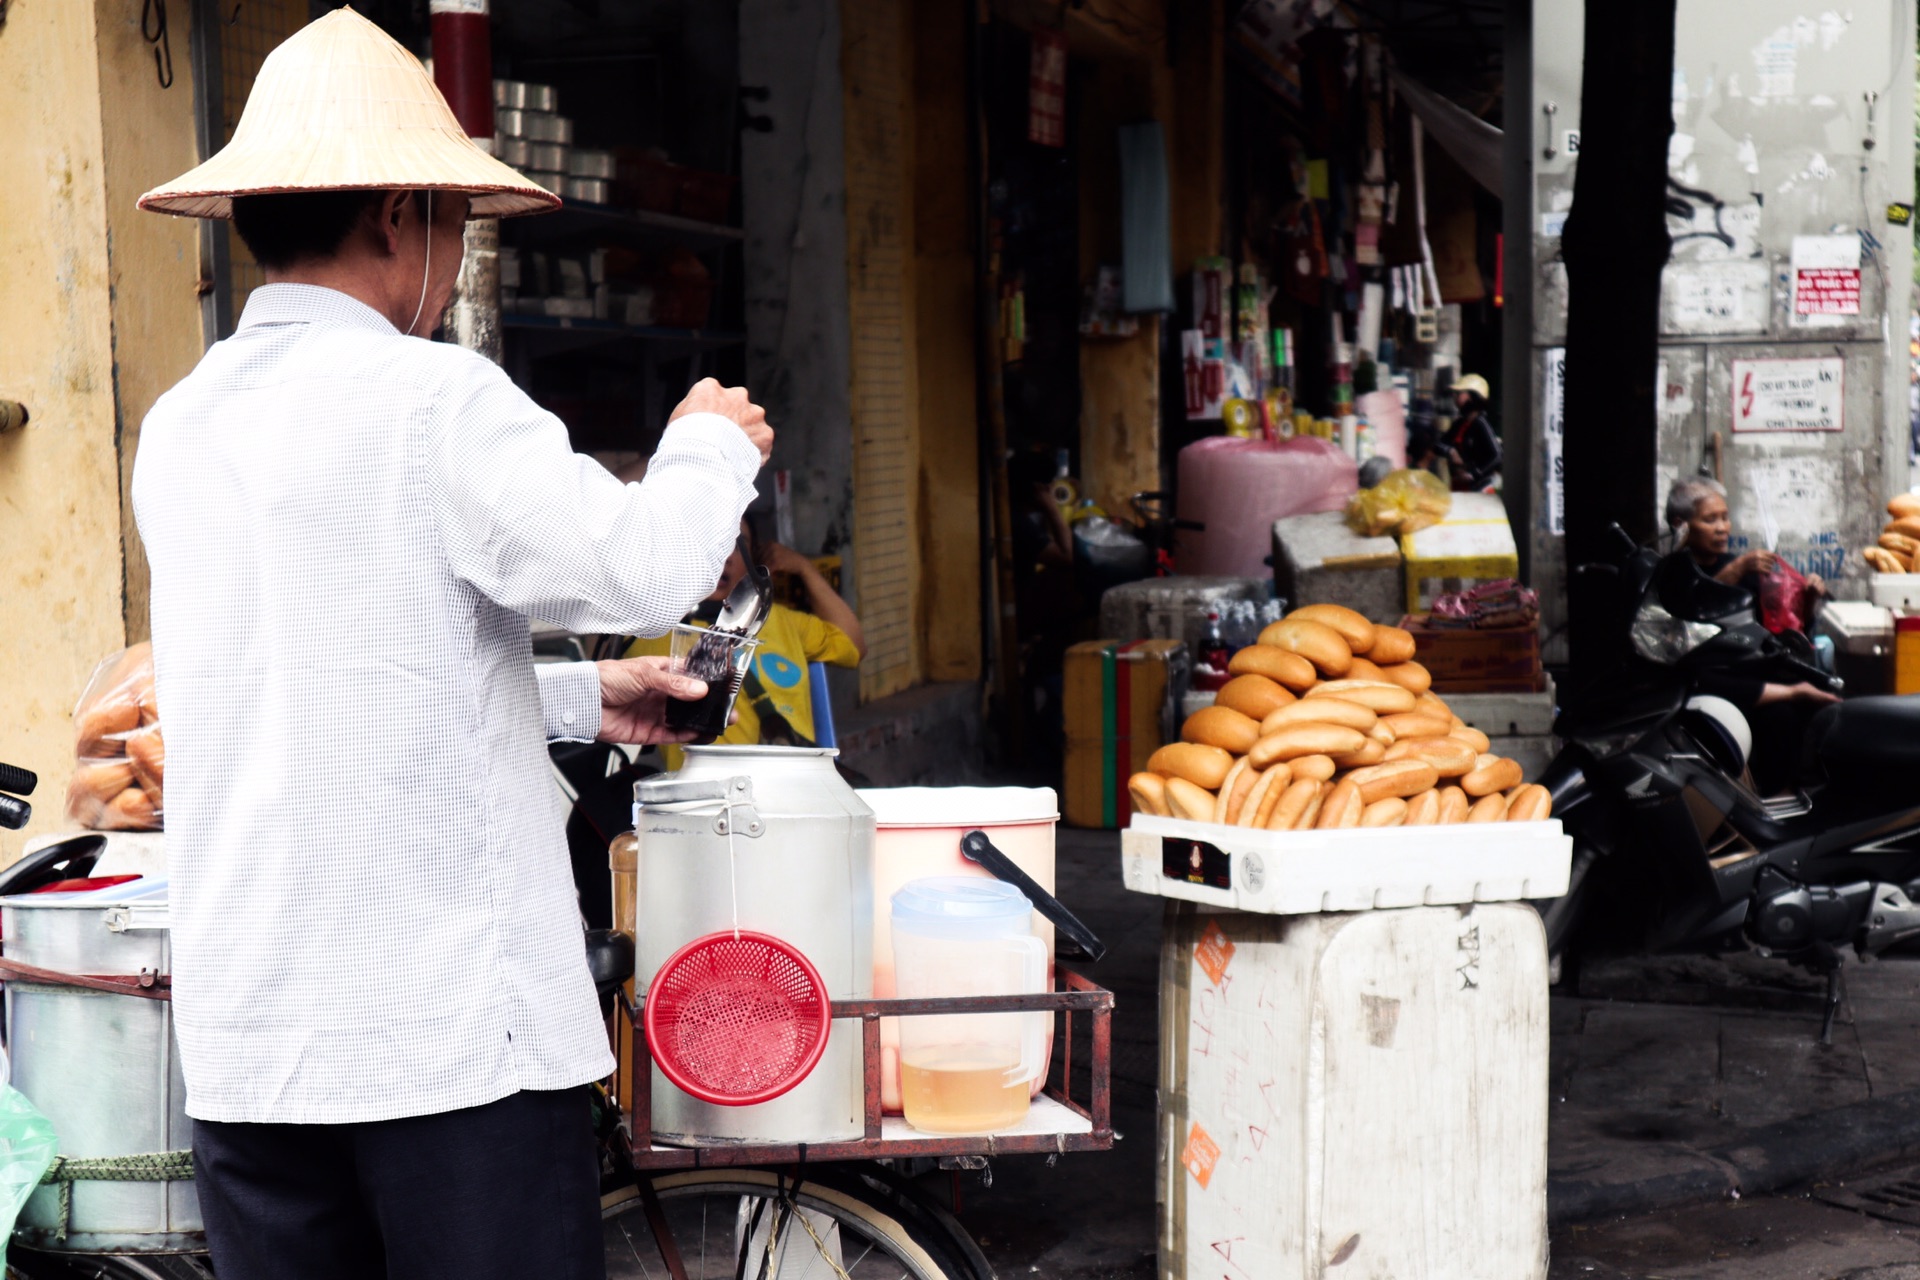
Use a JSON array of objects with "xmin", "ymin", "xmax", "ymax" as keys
[{"xmin": 625, "ymin": 520, "xmax": 864, "ymax": 751}]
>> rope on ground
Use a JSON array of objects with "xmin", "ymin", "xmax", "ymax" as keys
[{"xmin": 40, "ymin": 1150, "xmax": 194, "ymax": 1241}]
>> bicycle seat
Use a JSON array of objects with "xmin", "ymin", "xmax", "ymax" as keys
[
  {"xmin": 585, "ymin": 928, "xmax": 636, "ymax": 1000},
  {"xmin": 1802, "ymin": 695, "xmax": 1920, "ymax": 789}
]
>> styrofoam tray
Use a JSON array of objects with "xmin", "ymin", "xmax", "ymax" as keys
[
  {"xmin": 1869, "ymin": 575, "xmax": 1920, "ymax": 611},
  {"xmin": 1121, "ymin": 815, "xmax": 1571, "ymax": 914}
]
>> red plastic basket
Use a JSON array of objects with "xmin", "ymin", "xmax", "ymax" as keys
[{"xmin": 642, "ymin": 930, "xmax": 832, "ymax": 1107}]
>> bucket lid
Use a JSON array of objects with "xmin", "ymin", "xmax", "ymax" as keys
[
  {"xmin": 859, "ymin": 787, "xmax": 1057, "ymax": 827},
  {"xmin": 892, "ymin": 875, "xmax": 1032, "ymax": 926}
]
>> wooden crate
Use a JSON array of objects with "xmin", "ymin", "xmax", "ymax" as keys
[
  {"xmin": 1159, "ymin": 900, "xmax": 1549, "ymax": 1279},
  {"xmin": 1401, "ymin": 613, "xmax": 1543, "ymax": 693},
  {"xmin": 1062, "ymin": 638, "xmax": 1188, "ymax": 828}
]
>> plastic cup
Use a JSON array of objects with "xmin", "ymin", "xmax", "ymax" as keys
[{"xmin": 663, "ymin": 624, "xmax": 758, "ymax": 743}]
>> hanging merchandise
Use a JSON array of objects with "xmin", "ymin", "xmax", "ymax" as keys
[
  {"xmin": 1182, "ymin": 331, "xmax": 1228, "ymax": 420},
  {"xmin": 1028, "ymin": 29, "xmax": 1068, "ymax": 148},
  {"xmin": 1192, "ymin": 257, "xmax": 1232, "ymax": 341}
]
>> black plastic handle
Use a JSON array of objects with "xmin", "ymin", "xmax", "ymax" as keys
[
  {"xmin": 0, "ymin": 795, "xmax": 29, "ymax": 832},
  {"xmin": 0, "ymin": 763, "xmax": 36, "ymax": 798},
  {"xmin": 960, "ymin": 829, "xmax": 1107, "ymax": 962}
]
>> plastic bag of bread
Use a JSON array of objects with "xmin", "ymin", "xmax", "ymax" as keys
[
  {"xmin": 1344, "ymin": 468, "xmax": 1452, "ymax": 538},
  {"xmin": 66, "ymin": 643, "xmax": 162, "ymax": 831}
]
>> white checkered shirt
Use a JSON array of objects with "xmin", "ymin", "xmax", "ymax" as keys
[{"xmin": 133, "ymin": 284, "xmax": 759, "ymax": 1123}]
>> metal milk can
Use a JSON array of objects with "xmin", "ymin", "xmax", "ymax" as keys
[
  {"xmin": 634, "ymin": 746, "xmax": 874, "ymax": 1143},
  {"xmin": 3, "ymin": 884, "xmax": 201, "ymax": 1253}
]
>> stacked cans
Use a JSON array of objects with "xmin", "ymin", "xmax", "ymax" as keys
[{"xmin": 493, "ymin": 80, "xmax": 573, "ymax": 195}]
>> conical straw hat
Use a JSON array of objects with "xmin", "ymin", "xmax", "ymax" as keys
[{"xmin": 139, "ymin": 7, "xmax": 557, "ymax": 219}]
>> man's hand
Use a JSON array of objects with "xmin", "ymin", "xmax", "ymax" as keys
[
  {"xmin": 670, "ymin": 377, "xmax": 773, "ymax": 465},
  {"xmin": 596, "ymin": 657, "xmax": 706, "ymax": 744}
]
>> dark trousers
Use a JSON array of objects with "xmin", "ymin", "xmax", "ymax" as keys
[{"xmin": 192, "ymin": 1088, "xmax": 604, "ymax": 1280}]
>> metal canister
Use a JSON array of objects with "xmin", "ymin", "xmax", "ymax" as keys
[
  {"xmin": 3, "ymin": 887, "xmax": 200, "ymax": 1253},
  {"xmin": 634, "ymin": 746, "xmax": 874, "ymax": 1144}
]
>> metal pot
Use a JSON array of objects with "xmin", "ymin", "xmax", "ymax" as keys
[
  {"xmin": 634, "ymin": 746, "xmax": 874, "ymax": 1143},
  {"xmin": 3, "ymin": 884, "xmax": 200, "ymax": 1253}
]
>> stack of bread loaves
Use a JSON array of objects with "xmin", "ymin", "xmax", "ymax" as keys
[
  {"xmin": 64, "ymin": 642, "xmax": 164, "ymax": 832},
  {"xmin": 1862, "ymin": 495, "xmax": 1920, "ymax": 574},
  {"xmin": 1127, "ymin": 604, "xmax": 1550, "ymax": 829}
]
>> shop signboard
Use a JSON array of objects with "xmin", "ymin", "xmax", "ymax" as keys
[
  {"xmin": 1541, "ymin": 346, "xmax": 1565, "ymax": 536},
  {"xmin": 1730, "ymin": 356, "xmax": 1844, "ymax": 433}
]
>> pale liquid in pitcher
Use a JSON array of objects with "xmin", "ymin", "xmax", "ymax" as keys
[{"xmin": 900, "ymin": 1048, "xmax": 1031, "ymax": 1134}]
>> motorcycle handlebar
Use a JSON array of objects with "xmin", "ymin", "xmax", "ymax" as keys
[
  {"xmin": 0, "ymin": 763, "xmax": 37, "ymax": 798},
  {"xmin": 0, "ymin": 795, "xmax": 29, "ymax": 832}
]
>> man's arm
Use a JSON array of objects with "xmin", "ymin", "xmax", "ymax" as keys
[
  {"xmin": 427, "ymin": 365, "xmax": 769, "ymax": 636},
  {"xmin": 537, "ymin": 662, "xmax": 602, "ymax": 742}
]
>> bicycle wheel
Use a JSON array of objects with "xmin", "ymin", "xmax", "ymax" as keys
[
  {"xmin": 8, "ymin": 1252, "xmax": 213, "ymax": 1280},
  {"xmin": 602, "ymin": 1167, "xmax": 981, "ymax": 1280}
]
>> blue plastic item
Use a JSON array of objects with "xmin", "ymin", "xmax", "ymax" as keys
[{"xmin": 809, "ymin": 662, "xmax": 837, "ymax": 748}]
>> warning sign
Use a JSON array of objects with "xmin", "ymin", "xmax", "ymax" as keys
[
  {"xmin": 1731, "ymin": 357, "xmax": 1844, "ymax": 434},
  {"xmin": 1194, "ymin": 919, "xmax": 1237, "ymax": 987},
  {"xmin": 1794, "ymin": 267, "xmax": 1861, "ymax": 316},
  {"xmin": 1180, "ymin": 1122, "xmax": 1222, "ymax": 1189}
]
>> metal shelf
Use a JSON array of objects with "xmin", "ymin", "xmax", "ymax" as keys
[
  {"xmin": 514, "ymin": 199, "xmax": 744, "ymax": 251},
  {"xmin": 501, "ymin": 313, "xmax": 745, "ymax": 356}
]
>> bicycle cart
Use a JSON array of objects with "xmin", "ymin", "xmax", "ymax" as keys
[{"xmin": 601, "ymin": 971, "xmax": 1115, "ymax": 1280}]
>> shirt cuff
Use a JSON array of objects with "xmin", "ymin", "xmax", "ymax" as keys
[
  {"xmin": 536, "ymin": 662, "xmax": 602, "ymax": 742},
  {"xmin": 658, "ymin": 412, "xmax": 762, "ymax": 486}
]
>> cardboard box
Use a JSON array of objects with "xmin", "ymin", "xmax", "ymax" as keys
[
  {"xmin": 1063, "ymin": 638, "xmax": 1188, "ymax": 828},
  {"xmin": 1401, "ymin": 614, "xmax": 1543, "ymax": 692}
]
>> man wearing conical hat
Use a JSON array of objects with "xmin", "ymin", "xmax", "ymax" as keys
[{"xmin": 130, "ymin": 10, "xmax": 766, "ymax": 1275}]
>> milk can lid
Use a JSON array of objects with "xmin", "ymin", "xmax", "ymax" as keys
[{"xmin": 891, "ymin": 875, "xmax": 1032, "ymax": 925}]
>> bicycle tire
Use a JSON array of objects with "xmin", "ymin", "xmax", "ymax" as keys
[{"xmin": 603, "ymin": 1167, "xmax": 980, "ymax": 1280}]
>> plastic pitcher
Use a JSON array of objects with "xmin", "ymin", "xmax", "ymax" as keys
[{"xmin": 890, "ymin": 877, "xmax": 1047, "ymax": 1135}]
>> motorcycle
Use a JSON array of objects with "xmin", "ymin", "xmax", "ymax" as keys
[{"xmin": 1541, "ymin": 528, "xmax": 1920, "ymax": 1042}]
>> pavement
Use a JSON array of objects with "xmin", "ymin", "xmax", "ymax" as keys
[{"xmin": 944, "ymin": 829, "xmax": 1920, "ymax": 1279}]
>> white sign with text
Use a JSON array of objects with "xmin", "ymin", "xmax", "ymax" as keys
[{"xmin": 1730, "ymin": 356, "xmax": 1844, "ymax": 433}]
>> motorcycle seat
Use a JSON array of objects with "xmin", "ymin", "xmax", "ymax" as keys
[{"xmin": 1801, "ymin": 696, "xmax": 1920, "ymax": 787}]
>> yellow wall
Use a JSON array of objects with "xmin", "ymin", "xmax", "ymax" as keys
[{"xmin": 0, "ymin": 4, "xmax": 204, "ymax": 861}]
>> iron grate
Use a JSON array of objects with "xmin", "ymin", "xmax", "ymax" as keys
[{"xmin": 1816, "ymin": 1165, "xmax": 1920, "ymax": 1225}]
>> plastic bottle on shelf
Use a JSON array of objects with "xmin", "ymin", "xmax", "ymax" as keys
[{"xmin": 1196, "ymin": 610, "xmax": 1232, "ymax": 692}]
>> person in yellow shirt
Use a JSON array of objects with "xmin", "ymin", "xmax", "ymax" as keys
[{"xmin": 626, "ymin": 523, "xmax": 864, "ymax": 753}]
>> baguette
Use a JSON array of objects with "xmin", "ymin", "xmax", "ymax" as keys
[
  {"xmin": 1346, "ymin": 656, "xmax": 1388, "ymax": 683},
  {"xmin": 1332, "ymin": 740, "xmax": 1387, "ymax": 768},
  {"xmin": 66, "ymin": 761, "xmax": 135, "ymax": 824},
  {"xmin": 1881, "ymin": 531, "xmax": 1920, "ymax": 559},
  {"xmin": 1216, "ymin": 674, "xmax": 1296, "ymax": 721},
  {"xmin": 1377, "ymin": 661, "xmax": 1433, "ymax": 694},
  {"xmin": 1889, "ymin": 516, "xmax": 1920, "ymax": 541},
  {"xmin": 1305, "ymin": 680, "xmax": 1418, "ymax": 714},
  {"xmin": 1467, "ymin": 792, "xmax": 1510, "ymax": 823},
  {"xmin": 1450, "ymin": 726, "xmax": 1492, "ymax": 754},
  {"xmin": 1345, "ymin": 759, "xmax": 1441, "ymax": 803},
  {"xmin": 1127, "ymin": 772, "xmax": 1171, "ymax": 817},
  {"xmin": 101, "ymin": 786, "xmax": 158, "ymax": 831},
  {"xmin": 1183, "ymin": 705, "xmax": 1263, "ymax": 755},
  {"xmin": 1266, "ymin": 778, "xmax": 1320, "ymax": 830},
  {"xmin": 1261, "ymin": 698, "xmax": 1377, "ymax": 734},
  {"xmin": 1361, "ymin": 797, "xmax": 1409, "ymax": 827},
  {"xmin": 126, "ymin": 725, "xmax": 165, "ymax": 798},
  {"xmin": 1404, "ymin": 789, "xmax": 1442, "ymax": 826},
  {"xmin": 1285, "ymin": 604, "xmax": 1377, "ymax": 655},
  {"xmin": 1368, "ymin": 722, "xmax": 1396, "ymax": 747},
  {"xmin": 1165, "ymin": 777, "xmax": 1217, "ymax": 822},
  {"xmin": 1293, "ymin": 780, "xmax": 1328, "ymax": 829},
  {"xmin": 1866, "ymin": 546, "xmax": 1909, "ymax": 573},
  {"xmin": 1368, "ymin": 625, "xmax": 1417, "ymax": 665},
  {"xmin": 1507, "ymin": 783, "xmax": 1553, "ymax": 822},
  {"xmin": 75, "ymin": 698, "xmax": 140, "ymax": 758},
  {"xmin": 1890, "ymin": 494, "xmax": 1920, "ymax": 519},
  {"xmin": 1256, "ymin": 618, "xmax": 1354, "ymax": 678},
  {"xmin": 1462, "ymin": 754, "xmax": 1525, "ymax": 797},
  {"xmin": 1381, "ymin": 712, "xmax": 1453, "ymax": 741},
  {"xmin": 1213, "ymin": 758, "xmax": 1254, "ymax": 824},
  {"xmin": 1315, "ymin": 778, "xmax": 1365, "ymax": 829},
  {"xmin": 1416, "ymin": 691, "xmax": 1454, "ymax": 719},
  {"xmin": 1237, "ymin": 766, "xmax": 1282, "ymax": 827},
  {"xmin": 1147, "ymin": 743, "xmax": 1235, "ymax": 790},
  {"xmin": 1228, "ymin": 644, "xmax": 1319, "ymax": 691},
  {"xmin": 1383, "ymin": 737, "xmax": 1478, "ymax": 777},
  {"xmin": 1290, "ymin": 754, "xmax": 1337, "ymax": 782},
  {"xmin": 1248, "ymin": 723, "xmax": 1368, "ymax": 768},
  {"xmin": 1436, "ymin": 785, "xmax": 1470, "ymax": 824}
]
